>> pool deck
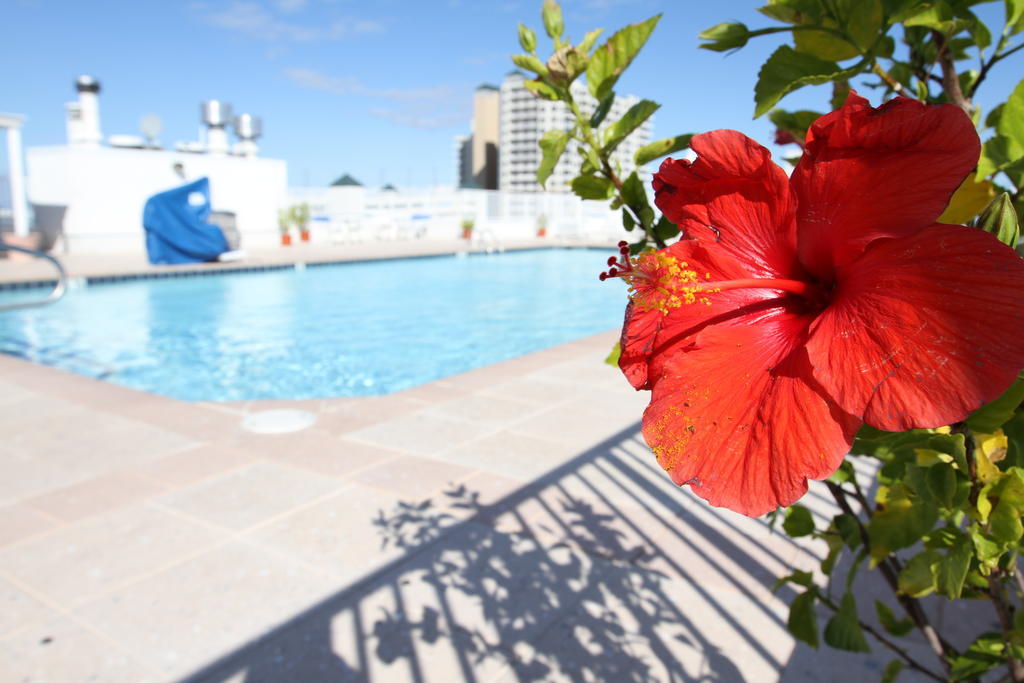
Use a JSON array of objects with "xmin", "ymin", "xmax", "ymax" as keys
[
  {"xmin": 0, "ymin": 242, "xmax": 949, "ymax": 681},
  {"xmin": 0, "ymin": 238, "xmax": 590, "ymax": 286}
]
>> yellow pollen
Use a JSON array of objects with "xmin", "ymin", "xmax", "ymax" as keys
[{"xmin": 624, "ymin": 252, "xmax": 714, "ymax": 314}]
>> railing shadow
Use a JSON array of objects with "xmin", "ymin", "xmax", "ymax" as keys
[{"xmin": 181, "ymin": 423, "xmax": 847, "ymax": 682}]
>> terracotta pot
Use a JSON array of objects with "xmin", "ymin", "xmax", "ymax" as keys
[
  {"xmin": 281, "ymin": 233, "xmax": 292, "ymax": 246},
  {"xmin": 462, "ymin": 227, "xmax": 473, "ymax": 240},
  {"xmin": 537, "ymin": 227, "xmax": 547, "ymax": 238},
  {"xmin": 300, "ymin": 230, "xmax": 311, "ymax": 242}
]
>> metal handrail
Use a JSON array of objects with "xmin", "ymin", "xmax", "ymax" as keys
[{"xmin": 0, "ymin": 242, "xmax": 68, "ymax": 310}]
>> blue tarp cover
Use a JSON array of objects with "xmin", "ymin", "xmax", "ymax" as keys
[{"xmin": 142, "ymin": 177, "xmax": 228, "ymax": 265}]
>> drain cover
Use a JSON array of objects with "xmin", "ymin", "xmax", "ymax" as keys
[{"xmin": 241, "ymin": 409, "xmax": 317, "ymax": 434}]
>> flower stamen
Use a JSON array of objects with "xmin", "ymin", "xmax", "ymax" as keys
[{"xmin": 600, "ymin": 242, "xmax": 829, "ymax": 313}]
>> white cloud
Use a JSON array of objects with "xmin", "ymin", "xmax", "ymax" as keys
[
  {"xmin": 367, "ymin": 107, "xmax": 467, "ymax": 130},
  {"xmin": 283, "ymin": 68, "xmax": 456, "ymax": 101},
  {"xmin": 283, "ymin": 68, "xmax": 469, "ymax": 130},
  {"xmin": 195, "ymin": 1, "xmax": 383, "ymax": 43}
]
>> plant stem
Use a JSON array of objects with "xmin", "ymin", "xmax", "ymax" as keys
[
  {"xmin": 970, "ymin": 36, "xmax": 1024, "ymax": 99},
  {"xmin": 872, "ymin": 62, "xmax": 907, "ymax": 96},
  {"xmin": 931, "ymin": 30, "xmax": 972, "ymax": 115},
  {"xmin": 816, "ymin": 592, "xmax": 945, "ymax": 682},
  {"xmin": 826, "ymin": 482, "xmax": 954, "ymax": 672},
  {"xmin": 565, "ymin": 96, "xmax": 666, "ymax": 249},
  {"xmin": 988, "ymin": 572, "xmax": 1024, "ymax": 682}
]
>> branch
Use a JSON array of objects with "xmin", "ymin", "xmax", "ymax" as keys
[
  {"xmin": 816, "ymin": 593, "xmax": 946, "ymax": 682},
  {"xmin": 826, "ymin": 482, "xmax": 954, "ymax": 672},
  {"xmin": 931, "ymin": 30, "xmax": 972, "ymax": 115},
  {"xmin": 988, "ymin": 573, "xmax": 1024, "ymax": 683},
  {"xmin": 565, "ymin": 97, "xmax": 665, "ymax": 250},
  {"xmin": 970, "ymin": 39, "xmax": 1024, "ymax": 99}
]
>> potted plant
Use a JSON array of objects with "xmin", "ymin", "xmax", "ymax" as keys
[
  {"xmin": 292, "ymin": 203, "xmax": 311, "ymax": 242},
  {"xmin": 277, "ymin": 209, "xmax": 293, "ymax": 246},
  {"xmin": 460, "ymin": 218, "xmax": 475, "ymax": 240},
  {"xmin": 536, "ymin": 214, "xmax": 548, "ymax": 238}
]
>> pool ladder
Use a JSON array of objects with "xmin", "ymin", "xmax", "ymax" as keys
[{"xmin": 0, "ymin": 242, "xmax": 68, "ymax": 311}]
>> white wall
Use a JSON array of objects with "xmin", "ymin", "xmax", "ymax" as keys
[
  {"xmin": 287, "ymin": 185, "xmax": 637, "ymax": 244},
  {"xmin": 26, "ymin": 145, "xmax": 287, "ymax": 253}
]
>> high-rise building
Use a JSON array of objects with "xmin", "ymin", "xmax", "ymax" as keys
[
  {"xmin": 498, "ymin": 71, "xmax": 653, "ymax": 193},
  {"xmin": 454, "ymin": 85, "xmax": 500, "ymax": 189},
  {"xmin": 453, "ymin": 134, "xmax": 472, "ymax": 188},
  {"xmin": 471, "ymin": 85, "xmax": 499, "ymax": 190}
]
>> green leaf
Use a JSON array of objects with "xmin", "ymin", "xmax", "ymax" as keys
[
  {"xmin": 977, "ymin": 134, "xmax": 1024, "ymax": 180},
  {"xmin": 929, "ymin": 433, "xmax": 968, "ymax": 476},
  {"xmin": 698, "ymin": 22, "xmax": 750, "ymax": 52},
  {"xmin": 821, "ymin": 532, "xmax": 845, "ymax": 575},
  {"xmin": 579, "ymin": 28, "xmax": 604, "ymax": 55},
  {"xmin": 754, "ymin": 45, "xmax": 868, "ymax": 117},
  {"xmin": 759, "ymin": 0, "xmax": 824, "ymax": 24},
  {"xmin": 604, "ymin": 342, "xmax": 620, "ymax": 367},
  {"xmin": 622, "ymin": 208, "xmax": 635, "ymax": 231},
  {"xmin": 783, "ymin": 504, "xmax": 815, "ymax": 537},
  {"xmin": 653, "ymin": 215, "xmax": 679, "ymax": 242},
  {"xmin": 903, "ymin": 1, "xmax": 957, "ymax": 33},
  {"xmin": 827, "ymin": 460, "xmax": 855, "ymax": 484},
  {"xmin": 523, "ymin": 79, "xmax": 560, "ymax": 101},
  {"xmin": 936, "ymin": 533, "xmax": 972, "ymax": 599},
  {"xmin": 794, "ymin": 28, "xmax": 859, "ymax": 62},
  {"xmin": 583, "ymin": 143, "xmax": 603, "ymax": 174},
  {"xmin": 541, "ymin": 0, "xmax": 563, "ymax": 40},
  {"xmin": 926, "ymin": 463, "xmax": 957, "ymax": 509},
  {"xmin": 788, "ymin": 590, "xmax": 819, "ymax": 649},
  {"xmin": 824, "ymin": 591, "xmax": 871, "ymax": 653},
  {"xmin": 999, "ymin": 78, "xmax": 1024, "ymax": 148},
  {"xmin": 834, "ymin": 513, "xmax": 861, "ymax": 549},
  {"xmin": 768, "ymin": 109, "xmax": 822, "ymax": 144},
  {"xmin": 634, "ymin": 135, "xmax": 693, "ymax": 167},
  {"xmin": 621, "ymin": 171, "xmax": 654, "ymax": 227},
  {"xmin": 969, "ymin": 371, "xmax": 1024, "ymax": 433},
  {"xmin": 570, "ymin": 174, "xmax": 615, "ymax": 200},
  {"xmin": 875, "ymin": 600, "xmax": 914, "ymax": 637},
  {"xmin": 602, "ymin": 100, "xmax": 660, "ymax": 154},
  {"xmin": 518, "ymin": 23, "xmax": 537, "ymax": 53},
  {"xmin": 950, "ymin": 633, "xmax": 1007, "ymax": 680},
  {"xmin": 973, "ymin": 193, "xmax": 1021, "ymax": 249},
  {"xmin": 546, "ymin": 46, "xmax": 587, "ymax": 85},
  {"xmin": 898, "ymin": 551, "xmax": 937, "ymax": 597},
  {"xmin": 881, "ymin": 659, "xmax": 904, "ymax": 683},
  {"xmin": 537, "ymin": 129, "xmax": 571, "ymax": 188},
  {"xmin": 511, "ymin": 54, "xmax": 548, "ymax": 77},
  {"xmin": 1009, "ymin": 0, "xmax": 1024, "ymax": 35},
  {"xmin": 587, "ymin": 15, "xmax": 661, "ymax": 101},
  {"xmin": 970, "ymin": 524, "xmax": 1002, "ymax": 567},
  {"xmin": 773, "ymin": 569, "xmax": 815, "ymax": 592},
  {"xmin": 867, "ymin": 482, "xmax": 939, "ymax": 559},
  {"xmin": 590, "ymin": 93, "xmax": 615, "ymax": 128},
  {"xmin": 989, "ymin": 469, "xmax": 1024, "ymax": 545}
]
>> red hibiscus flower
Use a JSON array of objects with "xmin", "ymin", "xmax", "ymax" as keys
[{"xmin": 606, "ymin": 92, "xmax": 1024, "ymax": 517}]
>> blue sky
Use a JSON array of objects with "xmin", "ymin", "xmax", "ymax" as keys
[{"xmin": 2, "ymin": 0, "xmax": 1021, "ymax": 189}]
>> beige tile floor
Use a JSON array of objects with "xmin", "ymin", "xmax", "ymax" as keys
[
  {"xmin": 0, "ymin": 244, "xmax": 955, "ymax": 681},
  {"xmin": 0, "ymin": 330, "xmax": 949, "ymax": 682}
]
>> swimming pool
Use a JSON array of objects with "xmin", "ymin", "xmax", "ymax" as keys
[{"xmin": 0, "ymin": 249, "xmax": 624, "ymax": 401}]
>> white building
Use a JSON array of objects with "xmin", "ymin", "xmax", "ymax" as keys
[
  {"xmin": 24, "ymin": 76, "xmax": 287, "ymax": 254},
  {"xmin": 498, "ymin": 71, "xmax": 653, "ymax": 193}
]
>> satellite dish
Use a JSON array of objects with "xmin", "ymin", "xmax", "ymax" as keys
[{"xmin": 140, "ymin": 114, "xmax": 162, "ymax": 147}]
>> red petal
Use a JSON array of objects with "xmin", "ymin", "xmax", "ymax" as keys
[
  {"xmin": 653, "ymin": 130, "xmax": 799, "ymax": 278},
  {"xmin": 618, "ymin": 239, "xmax": 782, "ymax": 391},
  {"xmin": 643, "ymin": 306, "xmax": 858, "ymax": 517},
  {"xmin": 792, "ymin": 92, "xmax": 980, "ymax": 280},
  {"xmin": 806, "ymin": 224, "xmax": 1024, "ymax": 431}
]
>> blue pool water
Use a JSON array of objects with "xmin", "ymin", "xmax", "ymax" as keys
[{"xmin": 0, "ymin": 249, "xmax": 625, "ymax": 401}]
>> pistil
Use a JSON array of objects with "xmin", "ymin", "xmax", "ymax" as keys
[{"xmin": 600, "ymin": 242, "xmax": 829, "ymax": 313}]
